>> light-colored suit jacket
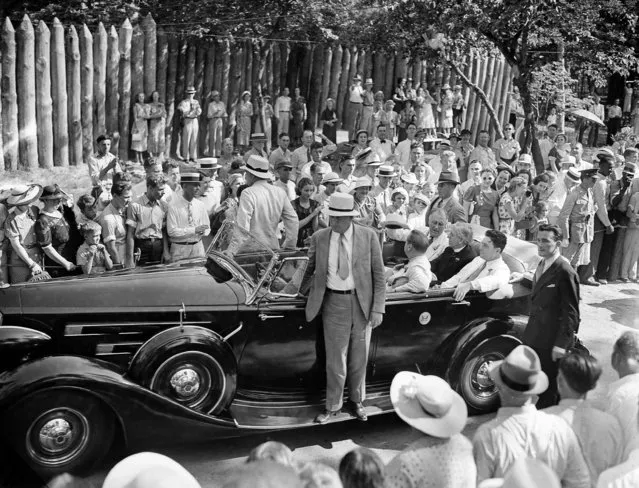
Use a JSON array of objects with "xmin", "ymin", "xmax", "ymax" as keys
[
  {"xmin": 302, "ymin": 224, "xmax": 386, "ymax": 322},
  {"xmin": 441, "ymin": 255, "xmax": 513, "ymax": 299}
]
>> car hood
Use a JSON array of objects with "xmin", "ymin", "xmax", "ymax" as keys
[{"xmin": 10, "ymin": 262, "xmax": 241, "ymax": 314}]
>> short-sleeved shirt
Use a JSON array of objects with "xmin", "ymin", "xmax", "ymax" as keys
[
  {"xmin": 76, "ymin": 242, "xmax": 109, "ymax": 274},
  {"xmin": 126, "ymin": 194, "xmax": 168, "ymax": 239},
  {"xmin": 99, "ymin": 203, "xmax": 126, "ymax": 246}
]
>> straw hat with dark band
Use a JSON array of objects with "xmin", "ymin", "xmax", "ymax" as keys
[{"xmin": 245, "ymin": 155, "xmax": 273, "ymax": 179}]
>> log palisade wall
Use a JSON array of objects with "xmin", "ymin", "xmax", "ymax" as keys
[{"xmin": 0, "ymin": 14, "xmax": 515, "ymax": 171}]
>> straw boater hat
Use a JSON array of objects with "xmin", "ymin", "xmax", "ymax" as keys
[
  {"xmin": 321, "ymin": 172, "xmax": 343, "ymax": 185},
  {"xmin": 185, "ymin": 86, "xmax": 196, "ymax": 94},
  {"xmin": 364, "ymin": 78, "xmax": 374, "ymax": 86},
  {"xmin": 565, "ymin": 167, "xmax": 581, "ymax": 183},
  {"xmin": 40, "ymin": 184, "xmax": 65, "ymax": 201},
  {"xmin": 250, "ymin": 132, "xmax": 267, "ymax": 142},
  {"xmin": 437, "ymin": 171, "xmax": 460, "ymax": 185},
  {"xmin": 197, "ymin": 158, "xmax": 221, "ymax": 171},
  {"xmin": 245, "ymin": 155, "xmax": 273, "ymax": 179},
  {"xmin": 327, "ymin": 193, "xmax": 359, "ymax": 217},
  {"xmin": 390, "ymin": 372, "xmax": 467, "ymax": 438},
  {"xmin": 378, "ymin": 165, "xmax": 396, "ymax": 178},
  {"xmin": 383, "ymin": 214, "xmax": 410, "ymax": 229},
  {"xmin": 350, "ymin": 176, "xmax": 373, "ymax": 193},
  {"xmin": 6, "ymin": 184, "xmax": 43, "ymax": 207},
  {"xmin": 488, "ymin": 345, "xmax": 549, "ymax": 396},
  {"xmin": 180, "ymin": 171, "xmax": 201, "ymax": 185},
  {"xmin": 241, "ymin": 90, "xmax": 251, "ymax": 98},
  {"xmin": 367, "ymin": 153, "xmax": 382, "ymax": 167},
  {"xmin": 102, "ymin": 452, "xmax": 201, "ymax": 488},
  {"xmin": 478, "ymin": 458, "xmax": 561, "ymax": 488}
]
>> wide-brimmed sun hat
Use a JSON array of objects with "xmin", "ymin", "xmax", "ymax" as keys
[
  {"xmin": 245, "ymin": 155, "xmax": 273, "ymax": 179},
  {"xmin": 322, "ymin": 172, "xmax": 343, "ymax": 185},
  {"xmin": 102, "ymin": 452, "xmax": 201, "ymax": 488},
  {"xmin": 390, "ymin": 372, "xmax": 467, "ymax": 438},
  {"xmin": 327, "ymin": 193, "xmax": 359, "ymax": 217},
  {"xmin": 488, "ymin": 345, "xmax": 549, "ymax": 396},
  {"xmin": 391, "ymin": 187, "xmax": 409, "ymax": 201},
  {"xmin": 383, "ymin": 214, "xmax": 410, "ymax": 229},
  {"xmin": 6, "ymin": 184, "xmax": 43, "ymax": 207},
  {"xmin": 185, "ymin": 86, "xmax": 196, "ymax": 94}
]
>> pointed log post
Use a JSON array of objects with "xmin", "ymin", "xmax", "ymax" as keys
[
  {"xmin": 489, "ymin": 58, "xmax": 506, "ymax": 141},
  {"xmin": 251, "ymin": 40, "xmax": 260, "ymax": 95},
  {"xmin": 336, "ymin": 45, "xmax": 350, "ymax": 125},
  {"xmin": 164, "ymin": 34, "xmax": 177, "ymax": 158},
  {"xmin": 203, "ymin": 42, "xmax": 215, "ymax": 98},
  {"xmin": 106, "ymin": 25, "xmax": 119, "ymax": 154},
  {"xmin": 93, "ymin": 22, "xmax": 107, "ymax": 145},
  {"xmin": 373, "ymin": 51, "xmax": 384, "ymax": 95},
  {"xmin": 384, "ymin": 52, "xmax": 395, "ymax": 100},
  {"xmin": 265, "ymin": 43, "xmax": 273, "ymax": 96},
  {"xmin": 285, "ymin": 44, "xmax": 299, "ymax": 91},
  {"xmin": 357, "ymin": 47, "xmax": 365, "ymax": 79},
  {"xmin": 35, "ymin": 20, "xmax": 53, "ymax": 169},
  {"xmin": 80, "ymin": 24, "xmax": 93, "ymax": 164},
  {"xmin": 347, "ymin": 46, "xmax": 359, "ymax": 88},
  {"xmin": 272, "ymin": 41, "xmax": 280, "ymax": 96},
  {"xmin": 463, "ymin": 52, "xmax": 478, "ymax": 130},
  {"xmin": 498, "ymin": 63, "xmax": 513, "ymax": 129},
  {"xmin": 172, "ymin": 39, "xmax": 187, "ymax": 156},
  {"xmin": 329, "ymin": 44, "xmax": 343, "ymax": 100},
  {"xmin": 412, "ymin": 56, "xmax": 421, "ymax": 87},
  {"xmin": 465, "ymin": 54, "xmax": 484, "ymax": 137},
  {"xmin": 470, "ymin": 56, "xmax": 491, "ymax": 142},
  {"xmin": 364, "ymin": 50, "xmax": 373, "ymax": 80},
  {"xmin": 2, "ymin": 18, "xmax": 19, "ymax": 171},
  {"xmin": 0, "ymin": 54, "xmax": 3, "ymax": 171},
  {"xmin": 142, "ymin": 14, "xmax": 156, "ymax": 96},
  {"xmin": 50, "ymin": 18, "xmax": 69, "ymax": 167},
  {"xmin": 66, "ymin": 25, "xmax": 82, "ymax": 165},
  {"xmin": 185, "ymin": 42, "xmax": 196, "ymax": 90},
  {"xmin": 244, "ymin": 39, "xmax": 253, "ymax": 94},
  {"xmin": 252, "ymin": 41, "xmax": 270, "ymax": 133},
  {"xmin": 156, "ymin": 27, "xmax": 168, "ymax": 102},
  {"xmin": 228, "ymin": 40, "xmax": 243, "ymax": 118},
  {"xmin": 118, "ymin": 19, "xmax": 132, "ymax": 162},
  {"xmin": 320, "ymin": 44, "xmax": 332, "ymax": 112},
  {"xmin": 220, "ymin": 39, "xmax": 230, "ymax": 108},
  {"xmin": 130, "ymin": 24, "xmax": 144, "ymax": 101},
  {"xmin": 477, "ymin": 56, "xmax": 499, "ymax": 140},
  {"xmin": 213, "ymin": 40, "xmax": 223, "ymax": 94},
  {"xmin": 307, "ymin": 44, "xmax": 324, "ymax": 129},
  {"xmin": 194, "ymin": 41, "xmax": 206, "ymax": 101},
  {"xmin": 299, "ymin": 43, "xmax": 313, "ymax": 96},
  {"xmin": 16, "ymin": 15, "xmax": 38, "ymax": 170},
  {"xmin": 279, "ymin": 42, "xmax": 289, "ymax": 91}
]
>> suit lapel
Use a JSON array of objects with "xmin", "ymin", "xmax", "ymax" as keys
[
  {"xmin": 352, "ymin": 224, "xmax": 362, "ymax": 267},
  {"xmin": 533, "ymin": 259, "xmax": 561, "ymax": 295}
]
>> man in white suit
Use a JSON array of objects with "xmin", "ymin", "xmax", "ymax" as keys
[{"xmin": 441, "ymin": 229, "xmax": 512, "ymax": 301}]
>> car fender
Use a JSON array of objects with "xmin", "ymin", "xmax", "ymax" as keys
[
  {"xmin": 437, "ymin": 315, "xmax": 527, "ymax": 385},
  {"xmin": 0, "ymin": 326, "xmax": 53, "ymax": 370},
  {"xmin": 0, "ymin": 356, "xmax": 238, "ymax": 448}
]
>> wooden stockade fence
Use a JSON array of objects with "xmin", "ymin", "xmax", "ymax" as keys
[{"xmin": 0, "ymin": 14, "xmax": 515, "ymax": 172}]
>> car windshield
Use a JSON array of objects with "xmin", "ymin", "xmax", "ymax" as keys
[{"xmin": 206, "ymin": 221, "xmax": 276, "ymax": 286}]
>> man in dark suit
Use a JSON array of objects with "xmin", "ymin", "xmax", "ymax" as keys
[
  {"xmin": 302, "ymin": 193, "xmax": 386, "ymax": 424},
  {"xmin": 425, "ymin": 171, "xmax": 467, "ymax": 224},
  {"xmin": 520, "ymin": 223, "xmax": 580, "ymax": 408},
  {"xmin": 430, "ymin": 222, "xmax": 478, "ymax": 283}
]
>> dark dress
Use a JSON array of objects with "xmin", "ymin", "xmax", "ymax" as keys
[
  {"xmin": 35, "ymin": 207, "xmax": 81, "ymax": 278},
  {"xmin": 321, "ymin": 108, "xmax": 338, "ymax": 143},
  {"xmin": 290, "ymin": 98, "xmax": 305, "ymax": 146},
  {"xmin": 292, "ymin": 197, "xmax": 319, "ymax": 248}
]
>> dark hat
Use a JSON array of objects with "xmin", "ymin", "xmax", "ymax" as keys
[
  {"xmin": 596, "ymin": 153, "xmax": 615, "ymax": 166},
  {"xmin": 437, "ymin": 171, "xmax": 460, "ymax": 185},
  {"xmin": 438, "ymin": 140, "xmax": 451, "ymax": 149},
  {"xmin": 580, "ymin": 168, "xmax": 600, "ymax": 179},
  {"xmin": 40, "ymin": 184, "xmax": 65, "ymax": 200},
  {"xmin": 180, "ymin": 172, "xmax": 201, "ymax": 184},
  {"xmin": 623, "ymin": 162, "xmax": 636, "ymax": 175},
  {"xmin": 275, "ymin": 160, "xmax": 293, "ymax": 170},
  {"xmin": 185, "ymin": 86, "xmax": 196, "ymax": 94},
  {"xmin": 355, "ymin": 147, "xmax": 373, "ymax": 162},
  {"xmin": 496, "ymin": 164, "xmax": 516, "ymax": 177}
]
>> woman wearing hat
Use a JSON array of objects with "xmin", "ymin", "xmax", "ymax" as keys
[
  {"xmin": 206, "ymin": 90, "xmax": 227, "ymax": 157},
  {"xmin": 147, "ymin": 91, "xmax": 167, "ymax": 158},
  {"xmin": 5, "ymin": 185, "xmax": 44, "ymax": 283},
  {"xmin": 497, "ymin": 176, "xmax": 532, "ymax": 236},
  {"xmin": 320, "ymin": 98, "xmax": 339, "ymax": 144},
  {"xmin": 380, "ymin": 100, "xmax": 399, "ymax": 142},
  {"xmin": 35, "ymin": 185, "xmax": 79, "ymax": 278},
  {"xmin": 493, "ymin": 165, "xmax": 515, "ymax": 195},
  {"xmin": 438, "ymin": 86, "xmax": 454, "ymax": 136},
  {"xmin": 235, "ymin": 91, "xmax": 254, "ymax": 148},
  {"xmin": 177, "ymin": 86, "xmax": 202, "ymax": 163},
  {"xmin": 414, "ymin": 87, "xmax": 437, "ymax": 138}
]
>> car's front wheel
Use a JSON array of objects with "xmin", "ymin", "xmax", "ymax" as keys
[
  {"xmin": 457, "ymin": 336, "xmax": 519, "ymax": 414},
  {"xmin": 4, "ymin": 390, "xmax": 114, "ymax": 477}
]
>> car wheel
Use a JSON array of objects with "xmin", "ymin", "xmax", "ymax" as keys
[
  {"xmin": 457, "ymin": 337, "xmax": 519, "ymax": 414},
  {"xmin": 4, "ymin": 390, "xmax": 114, "ymax": 477}
]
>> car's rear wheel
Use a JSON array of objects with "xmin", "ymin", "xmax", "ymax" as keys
[
  {"xmin": 457, "ymin": 336, "xmax": 519, "ymax": 414},
  {"xmin": 4, "ymin": 390, "xmax": 114, "ymax": 477}
]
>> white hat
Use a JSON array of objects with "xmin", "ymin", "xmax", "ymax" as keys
[
  {"xmin": 6, "ymin": 184, "xmax": 43, "ymax": 207},
  {"xmin": 383, "ymin": 214, "xmax": 410, "ymax": 229},
  {"xmin": 349, "ymin": 176, "xmax": 374, "ymax": 192},
  {"xmin": 401, "ymin": 173, "xmax": 419, "ymax": 185},
  {"xmin": 327, "ymin": 193, "xmax": 359, "ymax": 217},
  {"xmin": 391, "ymin": 187, "xmax": 409, "ymax": 201},
  {"xmin": 390, "ymin": 373, "xmax": 467, "ymax": 438},
  {"xmin": 518, "ymin": 154, "xmax": 533, "ymax": 165},
  {"xmin": 478, "ymin": 458, "xmax": 561, "ymax": 488},
  {"xmin": 488, "ymin": 345, "xmax": 549, "ymax": 396},
  {"xmin": 413, "ymin": 192, "xmax": 430, "ymax": 205},
  {"xmin": 245, "ymin": 155, "xmax": 273, "ymax": 179},
  {"xmin": 102, "ymin": 452, "xmax": 201, "ymax": 488},
  {"xmin": 322, "ymin": 172, "xmax": 343, "ymax": 185}
]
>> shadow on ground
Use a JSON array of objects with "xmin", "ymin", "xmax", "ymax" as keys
[{"xmin": 587, "ymin": 287, "xmax": 639, "ymax": 329}]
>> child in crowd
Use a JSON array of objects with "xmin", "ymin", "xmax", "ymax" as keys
[
  {"xmin": 528, "ymin": 201, "xmax": 549, "ymax": 242},
  {"xmin": 76, "ymin": 220, "xmax": 113, "ymax": 275},
  {"xmin": 76, "ymin": 194, "xmax": 98, "ymax": 229}
]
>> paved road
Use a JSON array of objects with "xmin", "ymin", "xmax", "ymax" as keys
[{"xmin": 87, "ymin": 281, "xmax": 639, "ymax": 487}]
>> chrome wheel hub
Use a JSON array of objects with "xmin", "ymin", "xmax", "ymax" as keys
[
  {"xmin": 39, "ymin": 418, "xmax": 74, "ymax": 454},
  {"xmin": 27, "ymin": 407, "xmax": 89, "ymax": 467},
  {"xmin": 170, "ymin": 367, "xmax": 202, "ymax": 400},
  {"xmin": 475, "ymin": 361, "xmax": 494, "ymax": 390}
]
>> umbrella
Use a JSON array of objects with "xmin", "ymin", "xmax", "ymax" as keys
[{"xmin": 568, "ymin": 108, "xmax": 604, "ymax": 126}]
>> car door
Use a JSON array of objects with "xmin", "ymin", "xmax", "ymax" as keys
[{"xmin": 370, "ymin": 291, "xmax": 473, "ymax": 380}]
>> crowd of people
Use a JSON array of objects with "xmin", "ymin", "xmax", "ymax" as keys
[{"xmin": 38, "ymin": 330, "xmax": 639, "ymax": 488}]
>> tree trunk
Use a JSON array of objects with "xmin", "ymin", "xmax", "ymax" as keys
[
  {"xmin": 195, "ymin": 41, "xmax": 206, "ymax": 155},
  {"xmin": 220, "ymin": 39, "xmax": 230, "ymax": 108},
  {"xmin": 17, "ymin": 15, "xmax": 38, "ymax": 170},
  {"xmin": 212, "ymin": 40, "xmax": 222, "ymax": 94},
  {"xmin": 244, "ymin": 39, "xmax": 253, "ymax": 94},
  {"xmin": 80, "ymin": 24, "xmax": 93, "ymax": 164},
  {"xmin": 164, "ymin": 34, "xmax": 177, "ymax": 158},
  {"xmin": 357, "ymin": 47, "xmax": 365, "ymax": 79},
  {"xmin": 300, "ymin": 43, "xmax": 313, "ymax": 97},
  {"xmin": 272, "ymin": 41, "xmax": 280, "ymax": 96},
  {"xmin": 320, "ymin": 45, "xmax": 332, "ymax": 113},
  {"xmin": 93, "ymin": 22, "xmax": 107, "ymax": 146},
  {"xmin": 279, "ymin": 42, "xmax": 289, "ymax": 91},
  {"xmin": 365, "ymin": 50, "xmax": 373, "ymax": 80},
  {"xmin": 516, "ymin": 73, "xmax": 542, "ymax": 173},
  {"xmin": 285, "ymin": 44, "xmax": 299, "ymax": 92},
  {"xmin": 35, "ymin": 19, "xmax": 53, "ymax": 169},
  {"xmin": 51, "ymin": 18, "xmax": 69, "ymax": 167},
  {"xmin": 2, "ymin": 18, "xmax": 19, "ymax": 171},
  {"xmin": 412, "ymin": 56, "xmax": 421, "ymax": 87},
  {"xmin": 384, "ymin": 52, "xmax": 395, "ymax": 101},
  {"xmin": 307, "ymin": 44, "xmax": 324, "ymax": 129},
  {"xmin": 105, "ymin": 25, "xmax": 119, "ymax": 155},
  {"xmin": 142, "ymin": 14, "xmax": 156, "ymax": 96},
  {"xmin": 373, "ymin": 51, "xmax": 384, "ymax": 96},
  {"xmin": 118, "ymin": 19, "xmax": 132, "ymax": 162},
  {"xmin": 130, "ymin": 24, "xmax": 144, "ymax": 102},
  {"xmin": 329, "ymin": 44, "xmax": 343, "ymax": 100},
  {"xmin": 497, "ymin": 63, "xmax": 512, "ymax": 129},
  {"xmin": 156, "ymin": 27, "xmax": 168, "ymax": 102},
  {"xmin": 252, "ymin": 41, "xmax": 260, "ymax": 96},
  {"xmin": 337, "ymin": 45, "xmax": 350, "ymax": 126},
  {"xmin": 265, "ymin": 42, "xmax": 273, "ymax": 96},
  {"xmin": 172, "ymin": 39, "xmax": 187, "ymax": 156},
  {"xmin": 185, "ymin": 43, "xmax": 196, "ymax": 90},
  {"xmin": 476, "ymin": 56, "xmax": 497, "ymax": 140}
]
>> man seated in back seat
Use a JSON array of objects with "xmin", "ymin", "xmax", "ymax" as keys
[{"xmin": 386, "ymin": 229, "xmax": 432, "ymax": 293}]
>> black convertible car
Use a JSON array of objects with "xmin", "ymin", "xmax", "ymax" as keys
[{"xmin": 0, "ymin": 222, "xmax": 541, "ymax": 476}]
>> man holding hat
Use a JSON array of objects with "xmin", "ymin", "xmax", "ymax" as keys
[
  {"xmin": 236, "ymin": 155, "xmax": 298, "ymax": 249},
  {"xmin": 291, "ymin": 130, "xmax": 316, "ymax": 183},
  {"xmin": 243, "ymin": 133, "xmax": 269, "ymax": 162},
  {"xmin": 178, "ymin": 86, "xmax": 202, "ymax": 163},
  {"xmin": 302, "ymin": 192, "xmax": 385, "ymax": 424},
  {"xmin": 371, "ymin": 165, "xmax": 395, "ymax": 212},
  {"xmin": 347, "ymin": 75, "xmax": 365, "ymax": 141},
  {"xmin": 166, "ymin": 170, "xmax": 210, "ymax": 262},
  {"xmin": 473, "ymin": 345, "xmax": 591, "ymax": 487},
  {"xmin": 206, "ymin": 90, "xmax": 227, "ymax": 157},
  {"xmin": 88, "ymin": 134, "xmax": 122, "ymax": 189},
  {"xmin": 425, "ymin": 171, "xmax": 467, "ymax": 224},
  {"xmin": 395, "ymin": 122, "xmax": 418, "ymax": 169}
]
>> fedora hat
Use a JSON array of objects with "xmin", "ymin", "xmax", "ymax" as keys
[
  {"xmin": 390, "ymin": 372, "xmax": 467, "ymax": 438},
  {"xmin": 367, "ymin": 153, "xmax": 382, "ymax": 166},
  {"xmin": 6, "ymin": 184, "xmax": 43, "ymax": 207},
  {"xmin": 180, "ymin": 171, "xmax": 201, "ymax": 184},
  {"xmin": 383, "ymin": 214, "xmax": 410, "ymax": 229},
  {"xmin": 401, "ymin": 173, "xmax": 419, "ymax": 185},
  {"xmin": 250, "ymin": 132, "xmax": 267, "ymax": 142},
  {"xmin": 364, "ymin": 78, "xmax": 374, "ymax": 86},
  {"xmin": 197, "ymin": 158, "xmax": 221, "ymax": 171},
  {"xmin": 580, "ymin": 168, "xmax": 601, "ymax": 179},
  {"xmin": 275, "ymin": 160, "xmax": 293, "ymax": 170},
  {"xmin": 378, "ymin": 165, "xmax": 396, "ymax": 178},
  {"xmin": 478, "ymin": 458, "xmax": 561, "ymax": 488},
  {"xmin": 488, "ymin": 345, "xmax": 549, "ymax": 396},
  {"xmin": 185, "ymin": 86, "xmax": 196, "ymax": 94},
  {"xmin": 102, "ymin": 452, "xmax": 201, "ymax": 488},
  {"xmin": 623, "ymin": 162, "xmax": 636, "ymax": 175},
  {"xmin": 245, "ymin": 155, "xmax": 273, "ymax": 179},
  {"xmin": 349, "ymin": 176, "xmax": 373, "ymax": 193},
  {"xmin": 353, "ymin": 74, "xmax": 362, "ymax": 82},
  {"xmin": 437, "ymin": 171, "xmax": 460, "ymax": 185},
  {"xmin": 355, "ymin": 147, "xmax": 373, "ymax": 162},
  {"xmin": 327, "ymin": 193, "xmax": 359, "ymax": 217},
  {"xmin": 40, "ymin": 184, "xmax": 65, "ymax": 201}
]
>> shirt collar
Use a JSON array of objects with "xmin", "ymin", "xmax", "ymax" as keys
[
  {"xmin": 333, "ymin": 224, "xmax": 354, "ymax": 242},
  {"xmin": 496, "ymin": 404, "xmax": 537, "ymax": 418},
  {"xmin": 543, "ymin": 251, "xmax": 561, "ymax": 268}
]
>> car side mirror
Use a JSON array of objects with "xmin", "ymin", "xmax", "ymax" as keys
[{"xmin": 268, "ymin": 257, "xmax": 309, "ymax": 298}]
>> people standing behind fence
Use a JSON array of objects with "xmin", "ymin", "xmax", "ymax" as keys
[
  {"xmin": 320, "ymin": 98, "xmax": 339, "ymax": 144},
  {"xmin": 178, "ymin": 86, "xmax": 202, "ymax": 163},
  {"xmin": 217, "ymin": 138, "xmax": 244, "ymax": 183},
  {"xmin": 147, "ymin": 91, "xmax": 167, "ymax": 158},
  {"xmin": 131, "ymin": 92, "xmax": 150, "ymax": 165},
  {"xmin": 269, "ymin": 133, "xmax": 293, "ymax": 170},
  {"xmin": 261, "ymin": 95, "xmax": 275, "ymax": 153},
  {"xmin": 414, "ymin": 87, "xmax": 437, "ymax": 138},
  {"xmin": 206, "ymin": 90, "xmax": 227, "ymax": 158},
  {"xmin": 88, "ymin": 134, "xmax": 122, "ymax": 190},
  {"xmin": 290, "ymin": 88, "xmax": 307, "ymax": 147},
  {"xmin": 235, "ymin": 91, "xmax": 254, "ymax": 148},
  {"xmin": 347, "ymin": 75, "xmax": 365, "ymax": 142}
]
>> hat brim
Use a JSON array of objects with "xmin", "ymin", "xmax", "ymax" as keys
[
  {"xmin": 327, "ymin": 209, "xmax": 359, "ymax": 217},
  {"xmin": 349, "ymin": 185, "xmax": 372, "ymax": 194},
  {"xmin": 102, "ymin": 452, "xmax": 200, "ymax": 488},
  {"xmin": 437, "ymin": 179, "xmax": 460, "ymax": 185},
  {"xmin": 323, "ymin": 179, "xmax": 343, "ymax": 185},
  {"xmin": 383, "ymin": 221, "xmax": 410, "ymax": 229},
  {"xmin": 390, "ymin": 372, "xmax": 467, "ymax": 438},
  {"xmin": 7, "ymin": 185, "xmax": 43, "ymax": 207},
  {"xmin": 245, "ymin": 167, "xmax": 273, "ymax": 179},
  {"xmin": 488, "ymin": 361, "xmax": 549, "ymax": 396}
]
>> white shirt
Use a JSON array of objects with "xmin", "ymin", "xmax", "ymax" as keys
[
  {"xmin": 268, "ymin": 147, "xmax": 293, "ymax": 169},
  {"xmin": 473, "ymin": 404, "xmax": 591, "ymax": 488},
  {"xmin": 469, "ymin": 145, "xmax": 497, "ymax": 171},
  {"xmin": 597, "ymin": 449, "xmax": 639, "ymax": 488},
  {"xmin": 369, "ymin": 137, "xmax": 394, "ymax": 162},
  {"xmin": 547, "ymin": 175, "xmax": 571, "ymax": 224},
  {"xmin": 198, "ymin": 180, "xmax": 225, "ymax": 216},
  {"xmin": 388, "ymin": 254, "xmax": 432, "ymax": 293},
  {"xmin": 273, "ymin": 179, "xmax": 296, "ymax": 201},
  {"xmin": 425, "ymin": 231, "xmax": 449, "ymax": 261},
  {"xmin": 291, "ymin": 146, "xmax": 313, "ymax": 181},
  {"xmin": 274, "ymin": 95, "xmax": 291, "ymax": 113},
  {"xmin": 166, "ymin": 195, "xmax": 211, "ymax": 242},
  {"xmin": 606, "ymin": 373, "xmax": 639, "ymax": 460},
  {"xmin": 545, "ymin": 399, "xmax": 623, "ymax": 486},
  {"xmin": 396, "ymin": 139, "xmax": 415, "ymax": 169},
  {"xmin": 441, "ymin": 255, "xmax": 513, "ymax": 299},
  {"xmin": 327, "ymin": 225, "xmax": 355, "ymax": 290},
  {"xmin": 88, "ymin": 152, "xmax": 122, "ymax": 187},
  {"xmin": 349, "ymin": 84, "xmax": 364, "ymax": 103}
]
